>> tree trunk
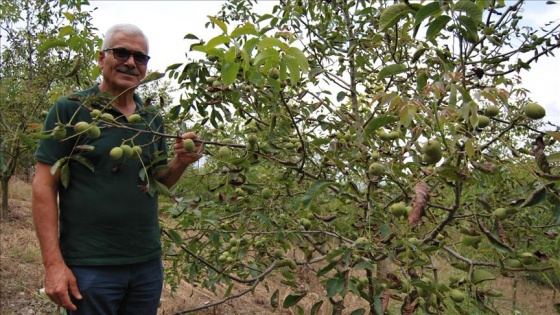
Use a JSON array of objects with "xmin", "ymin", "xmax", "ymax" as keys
[{"xmin": 1, "ymin": 176, "xmax": 10, "ymax": 221}]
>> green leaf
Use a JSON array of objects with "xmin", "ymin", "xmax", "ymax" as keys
[
  {"xmin": 153, "ymin": 180, "xmax": 171, "ymax": 196},
  {"xmin": 457, "ymin": 15, "xmax": 479, "ymax": 43},
  {"xmin": 317, "ymin": 260, "xmax": 339, "ymax": 277},
  {"xmin": 254, "ymin": 48, "xmax": 280, "ymax": 67},
  {"xmin": 71, "ymin": 155, "xmax": 94, "ymax": 172},
  {"xmin": 285, "ymin": 55, "xmax": 301, "ymax": 85},
  {"xmin": 283, "ymin": 292, "xmax": 307, "ymax": 308},
  {"xmin": 377, "ymin": 63, "xmax": 407, "ymax": 80},
  {"xmin": 167, "ymin": 229, "xmax": 183, "ymax": 246},
  {"xmin": 221, "ymin": 62, "xmax": 240, "ymax": 86},
  {"xmin": 470, "ymin": 269, "xmax": 495, "ymax": 284},
  {"xmin": 546, "ymin": 152, "xmax": 560, "ymax": 163},
  {"xmin": 414, "ymin": 2, "xmax": 441, "ymax": 29},
  {"xmin": 230, "ymin": 23, "xmax": 258, "ymax": 37},
  {"xmin": 326, "ymin": 273, "xmax": 346, "ymax": 298},
  {"xmin": 301, "ymin": 180, "xmax": 334, "ymax": 208},
  {"xmin": 60, "ymin": 163, "xmax": 70, "ymax": 188},
  {"xmin": 426, "ymin": 15, "xmax": 451, "ymax": 41},
  {"xmin": 139, "ymin": 71, "xmax": 164, "ymax": 85},
  {"xmin": 208, "ymin": 16, "xmax": 227, "ymax": 33},
  {"xmin": 310, "ymin": 301, "xmax": 324, "ymax": 315},
  {"xmin": 258, "ymin": 37, "xmax": 288, "ymax": 50},
  {"xmin": 553, "ymin": 203, "xmax": 560, "ymax": 224},
  {"xmin": 336, "ymin": 91, "xmax": 346, "ymax": 102},
  {"xmin": 205, "ymin": 35, "xmax": 230, "ymax": 51},
  {"xmin": 417, "ymin": 70, "xmax": 428, "ymax": 92},
  {"xmin": 364, "ymin": 115, "xmax": 399, "ymax": 136},
  {"xmin": 286, "ymin": 46, "xmax": 309, "ymax": 73},
  {"xmin": 521, "ymin": 185, "xmax": 549, "ymax": 207},
  {"xmin": 449, "ymin": 84, "xmax": 457, "ymax": 108},
  {"xmin": 183, "ymin": 33, "xmax": 199, "ymax": 40},
  {"xmin": 51, "ymin": 158, "xmax": 68, "ymax": 175},
  {"xmin": 454, "ymin": 0, "xmax": 483, "ymax": 22},
  {"xmin": 31, "ymin": 132, "xmax": 52, "ymax": 140},
  {"xmin": 546, "ymin": 131, "xmax": 560, "ymax": 143},
  {"xmin": 38, "ymin": 39, "xmax": 68, "ymax": 52},
  {"xmin": 379, "ymin": 3, "xmax": 414, "ymax": 31},
  {"xmin": 62, "ymin": 12, "xmax": 75, "ymax": 22},
  {"xmin": 350, "ymin": 309, "xmax": 366, "ymax": 315},
  {"xmin": 271, "ymin": 289, "xmax": 279, "ymax": 309}
]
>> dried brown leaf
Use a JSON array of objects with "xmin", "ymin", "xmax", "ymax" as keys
[{"xmin": 408, "ymin": 181, "xmax": 429, "ymax": 228}]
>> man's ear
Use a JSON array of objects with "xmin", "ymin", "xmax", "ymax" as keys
[{"xmin": 97, "ymin": 50, "xmax": 106, "ymax": 68}]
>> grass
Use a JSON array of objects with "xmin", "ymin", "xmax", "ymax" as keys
[{"xmin": 1, "ymin": 177, "xmax": 558, "ymax": 314}]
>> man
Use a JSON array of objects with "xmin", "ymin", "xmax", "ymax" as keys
[{"xmin": 32, "ymin": 24, "xmax": 202, "ymax": 314}]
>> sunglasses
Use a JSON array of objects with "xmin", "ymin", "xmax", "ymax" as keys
[{"xmin": 103, "ymin": 48, "xmax": 150, "ymax": 65}]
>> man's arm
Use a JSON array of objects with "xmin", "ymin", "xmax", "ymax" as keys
[
  {"xmin": 32, "ymin": 162, "xmax": 81, "ymax": 310},
  {"xmin": 156, "ymin": 132, "xmax": 203, "ymax": 188}
]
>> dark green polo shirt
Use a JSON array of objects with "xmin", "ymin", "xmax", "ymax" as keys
[{"xmin": 36, "ymin": 84, "xmax": 168, "ymax": 266}]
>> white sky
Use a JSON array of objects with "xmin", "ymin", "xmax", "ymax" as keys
[{"xmin": 88, "ymin": 1, "xmax": 560, "ymax": 120}]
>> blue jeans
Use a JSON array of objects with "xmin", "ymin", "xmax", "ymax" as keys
[{"xmin": 67, "ymin": 258, "xmax": 163, "ymax": 315}]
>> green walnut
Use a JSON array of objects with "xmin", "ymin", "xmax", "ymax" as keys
[
  {"xmin": 300, "ymin": 218, "xmax": 312, "ymax": 230},
  {"xmin": 100, "ymin": 113, "xmax": 115, "ymax": 121},
  {"xmin": 183, "ymin": 139, "xmax": 195, "ymax": 152},
  {"xmin": 268, "ymin": 68, "xmax": 280, "ymax": 80},
  {"xmin": 387, "ymin": 130, "xmax": 400, "ymax": 140},
  {"xmin": 132, "ymin": 145, "xmax": 142, "ymax": 157},
  {"xmin": 247, "ymin": 133, "xmax": 258, "ymax": 146},
  {"xmin": 368, "ymin": 162, "xmax": 385, "ymax": 176},
  {"xmin": 127, "ymin": 113, "xmax": 142, "ymax": 124},
  {"xmin": 422, "ymin": 139, "xmax": 442, "ymax": 164},
  {"xmin": 524, "ymin": 103, "xmax": 546, "ymax": 119},
  {"xmin": 90, "ymin": 109, "xmax": 102, "ymax": 119},
  {"xmin": 492, "ymin": 207, "xmax": 507, "ymax": 220},
  {"xmin": 477, "ymin": 115, "xmax": 491, "ymax": 128},
  {"xmin": 484, "ymin": 105, "xmax": 500, "ymax": 117},
  {"xmin": 212, "ymin": 80, "xmax": 222, "ymax": 88},
  {"xmin": 449, "ymin": 289, "xmax": 465, "ymax": 303},
  {"xmin": 354, "ymin": 237, "xmax": 369, "ymax": 246},
  {"xmin": 109, "ymin": 147, "xmax": 123, "ymax": 160},
  {"xmin": 52, "ymin": 126, "xmax": 67, "ymax": 140},
  {"xmin": 87, "ymin": 125, "xmax": 101, "ymax": 139},
  {"xmin": 261, "ymin": 188, "xmax": 273, "ymax": 200},
  {"xmin": 74, "ymin": 121, "xmax": 90, "ymax": 133},
  {"xmin": 217, "ymin": 146, "xmax": 231, "ymax": 158},
  {"xmin": 389, "ymin": 202, "xmax": 408, "ymax": 217},
  {"xmin": 120, "ymin": 144, "xmax": 133, "ymax": 158}
]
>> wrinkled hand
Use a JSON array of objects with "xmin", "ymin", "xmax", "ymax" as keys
[
  {"xmin": 174, "ymin": 132, "xmax": 203, "ymax": 166},
  {"xmin": 44, "ymin": 263, "xmax": 81, "ymax": 311}
]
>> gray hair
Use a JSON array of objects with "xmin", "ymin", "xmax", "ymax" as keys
[{"xmin": 101, "ymin": 24, "xmax": 149, "ymax": 53}]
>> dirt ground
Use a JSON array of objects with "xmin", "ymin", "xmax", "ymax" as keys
[{"xmin": 1, "ymin": 178, "xmax": 558, "ymax": 315}]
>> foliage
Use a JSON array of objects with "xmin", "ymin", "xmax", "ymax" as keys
[
  {"xmin": 8, "ymin": 0, "xmax": 559, "ymax": 313},
  {"xmin": 159, "ymin": 0, "xmax": 560, "ymax": 314},
  {"xmin": 0, "ymin": 0, "xmax": 100, "ymax": 218}
]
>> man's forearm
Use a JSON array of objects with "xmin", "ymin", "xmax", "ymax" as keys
[
  {"xmin": 155, "ymin": 156, "xmax": 189, "ymax": 188},
  {"xmin": 32, "ymin": 164, "xmax": 64, "ymax": 268}
]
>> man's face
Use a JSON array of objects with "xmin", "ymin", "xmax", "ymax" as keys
[{"xmin": 98, "ymin": 32, "xmax": 148, "ymax": 92}]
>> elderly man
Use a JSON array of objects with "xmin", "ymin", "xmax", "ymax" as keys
[{"xmin": 32, "ymin": 24, "xmax": 201, "ymax": 314}]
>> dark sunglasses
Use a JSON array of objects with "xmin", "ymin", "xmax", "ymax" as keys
[{"xmin": 103, "ymin": 48, "xmax": 150, "ymax": 65}]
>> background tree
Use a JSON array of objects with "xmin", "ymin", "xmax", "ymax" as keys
[
  {"xmin": 160, "ymin": 0, "xmax": 560, "ymax": 314},
  {"xmin": 0, "ymin": 0, "xmax": 100, "ymax": 220}
]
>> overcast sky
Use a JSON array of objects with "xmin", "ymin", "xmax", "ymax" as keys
[{"xmin": 88, "ymin": 1, "xmax": 560, "ymax": 121}]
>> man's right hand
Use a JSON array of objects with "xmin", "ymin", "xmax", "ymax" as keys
[{"xmin": 44, "ymin": 263, "xmax": 82, "ymax": 311}]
